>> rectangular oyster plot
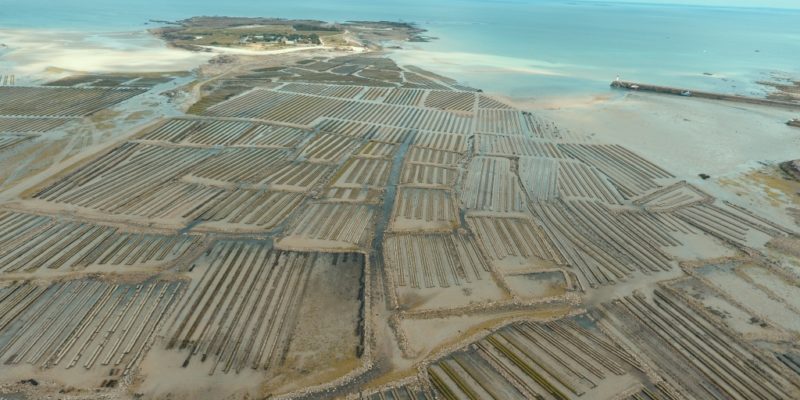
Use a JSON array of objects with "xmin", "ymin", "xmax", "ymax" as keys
[
  {"xmin": 157, "ymin": 241, "xmax": 365, "ymax": 382},
  {"xmin": 0, "ymin": 278, "xmax": 184, "ymax": 385}
]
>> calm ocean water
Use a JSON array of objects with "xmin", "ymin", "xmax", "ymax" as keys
[{"xmin": 2, "ymin": 0, "xmax": 799, "ymax": 98}]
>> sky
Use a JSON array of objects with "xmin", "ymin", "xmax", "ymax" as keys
[{"xmin": 589, "ymin": 0, "xmax": 800, "ymax": 9}]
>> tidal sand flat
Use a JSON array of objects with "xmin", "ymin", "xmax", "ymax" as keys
[{"xmin": 0, "ymin": 30, "xmax": 212, "ymax": 81}]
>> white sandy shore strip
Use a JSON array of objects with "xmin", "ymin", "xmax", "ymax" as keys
[
  {"xmin": 196, "ymin": 44, "xmax": 365, "ymax": 55},
  {"xmin": 391, "ymin": 49, "xmax": 570, "ymax": 78},
  {"xmin": 0, "ymin": 29, "xmax": 213, "ymax": 79},
  {"xmin": 0, "ymin": 28, "xmax": 363, "ymax": 81}
]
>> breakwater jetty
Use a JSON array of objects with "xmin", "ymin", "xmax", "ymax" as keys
[
  {"xmin": 611, "ymin": 80, "xmax": 800, "ymax": 111},
  {"xmin": 0, "ymin": 75, "xmax": 15, "ymax": 86}
]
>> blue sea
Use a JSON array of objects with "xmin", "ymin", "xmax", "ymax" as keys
[{"xmin": 2, "ymin": 0, "xmax": 799, "ymax": 99}]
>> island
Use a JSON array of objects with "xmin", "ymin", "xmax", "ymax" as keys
[{"xmin": 151, "ymin": 16, "xmax": 429, "ymax": 53}]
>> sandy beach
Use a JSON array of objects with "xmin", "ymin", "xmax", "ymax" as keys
[
  {"xmin": 531, "ymin": 93, "xmax": 800, "ymax": 178},
  {"xmin": 197, "ymin": 43, "xmax": 365, "ymax": 55},
  {"xmin": 0, "ymin": 29, "xmax": 213, "ymax": 81},
  {"xmin": 0, "ymin": 28, "xmax": 371, "ymax": 84},
  {"xmin": 525, "ymin": 91, "xmax": 800, "ymax": 228},
  {"xmin": 391, "ymin": 49, "xmax": 570, "ymax": 78}
]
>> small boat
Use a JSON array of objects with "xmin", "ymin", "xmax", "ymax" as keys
[{"xmin": 681, "ymin": 90, "xmax": 693, "ymax": 97}]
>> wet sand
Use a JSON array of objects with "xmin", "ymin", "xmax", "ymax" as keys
[
  {"xmin": 500, "ymin": 91, "xmax": 800, "ymax": 229},
  {"xmin": 506, "ymin": 92, "xmax": 800, "ymax": 180},
  {"xmin": 0, "ymin": 29, "xmax": 213, "ymax": 81}
]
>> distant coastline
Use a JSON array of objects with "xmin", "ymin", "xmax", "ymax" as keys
[
  {"xmin": 147, "ymin": 16, "xmax": 431, "ymax": 54},
  {"xmin": 2, "ymin": 2, "xmax": 799, "ymax": 103}
]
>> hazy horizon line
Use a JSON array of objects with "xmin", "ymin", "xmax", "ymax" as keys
[{"xmin": 568, "ymin": 0, "xmax": 800, "ymax": 11}]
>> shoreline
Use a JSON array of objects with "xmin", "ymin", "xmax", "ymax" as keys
[
  {"xmin": 0, "ymin": 28, "xmax": 213, "ymax": 81},
  {"xmin": 3, "ymin": 24, "xmax": 795, "ymax": 180},
  {"xmin": 2, "ymin": 24, "xmax": 794, "ymax": 161},
  {"xmin": 3, "ymin": 24, "xmax": 796, "ymax": 106}
]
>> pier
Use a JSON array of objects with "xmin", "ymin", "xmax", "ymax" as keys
[
  {"xmin": 0, "ymin": 75, "xmax": 15, "ymax": 86},
  {"xmin": 611, "ymin": 80, "xmax": 800, "ymax": 110}
]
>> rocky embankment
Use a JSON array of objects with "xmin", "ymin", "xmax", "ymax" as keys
[{"xmin": 780, "ymin": 159, "xmax": 800, "ymax": 180}]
